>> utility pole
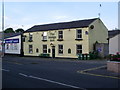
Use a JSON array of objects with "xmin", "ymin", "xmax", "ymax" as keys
[
  {"xmin": 118, "ymin": 1, "xmax": 120, "ymax": 29},
  {"xmin": 2, "ymin": 0, "xmax": 5, "ymax": 57}
]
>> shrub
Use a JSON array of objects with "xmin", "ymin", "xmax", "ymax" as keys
[
  {"xmin": 109, "ymin": 52, "xmax": 120, "ymax": 61},
  {"xmin": 39, "ymin": 53, "xmax": 50, "ymax": 58}
]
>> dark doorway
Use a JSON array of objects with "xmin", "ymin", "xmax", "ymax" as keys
[{"xmin": 52, "ymin": 46, "xmax": 55, "ymax": 58}]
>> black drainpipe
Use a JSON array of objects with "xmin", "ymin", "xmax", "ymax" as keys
[{"xmin": 20, "ymin": 33, "xmax": 24, "ymax": 57}]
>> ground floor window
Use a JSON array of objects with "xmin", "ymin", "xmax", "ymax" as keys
[
  {"xmin": 68, "ymin": 48, "xmax": 71, "ymax": 54},
  {"xmin": 5, "ymin": 43, "xmax": 18, "ymax": 50},
  {"xmin": 76, "ymin": 45, "xmax": 82, "ymax": 54},
  {"xmin": 29, "ymin": 45, "xmax": 33, "ymax": 53},
  {"xmin": 43, "ymin": 45, "xmax": 47, "ymax": 53},
  {"xmin": 6, "ymin": 44, "xmax": 9, "ymax": 50},
  {"xmin": 36, "ymin": 48, "xmax": 39, "ymax": 53},
  {"xmin": 58, "ymin": 45, "xmax": 63, "ymax": 54}
]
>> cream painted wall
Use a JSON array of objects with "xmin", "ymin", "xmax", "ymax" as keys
[
  {"xmin": 88, "ymin": 19, "xmax": 108, "ymax": 53},
  {"xmin": 23, "ymin": 27, "xmax": 89, "ymax": 58}
]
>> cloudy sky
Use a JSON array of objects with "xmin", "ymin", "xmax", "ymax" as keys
[{"xmin": 0, "ymin": 1, "xmax": 119, "ymax": 31}]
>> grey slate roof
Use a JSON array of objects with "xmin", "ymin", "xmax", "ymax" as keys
[
  {"xmin": 108, "ymin": 30, "xmax": 120, "ymax": 38},
  {"xmin": 25, "ymin": 18, "xmax": 98, "ymax": 32}
]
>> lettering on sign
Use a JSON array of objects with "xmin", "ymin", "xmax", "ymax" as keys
[
  {"xmin": 48, "ymin": 32, "xmax": 56, "ymax": 41},
  {"xmin": 5, "ymin": 38, "xmax": 19, "ymax": 43}
]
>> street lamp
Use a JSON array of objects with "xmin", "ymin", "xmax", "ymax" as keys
[{"xmin": 1, "ymin": 0, "xmax": 4, "ymax": 57}]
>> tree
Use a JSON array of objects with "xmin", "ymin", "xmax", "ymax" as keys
[
  {"xmin": 15, "ymin": 28, "xmax": 24, "ymax": 33},
  {"xmin": 4, "ymin": 28, "xmax": 15, "ymax": 33}
]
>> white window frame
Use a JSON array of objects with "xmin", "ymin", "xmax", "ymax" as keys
[
  {"xmin": 76, "ymin": 29, "xmax": 82, "ymax": 39},
  {"xmin": 43, "ymin": 32, "xmax": 47, "ymax": 40},
  {"xmin": 29, "ymin": 33, "xmax": 33, "ymax": 41},
  {"xmin": 29, "ymin": 45, "xmax": 33, "ymax": 54},
  {"xmin": 58, "ymin": 31, "xmax": 63, "ymax": 39},
  {"xmin": 43, "ymin": 45, "xmax": 47, "ymax": 53},
  {"xmin": 58, "ymin": 44, "xmax": 63, "ymax": 54},
  {"xmin": 76, "ymin": 44, "xmax": 82, "ymax": 54}
]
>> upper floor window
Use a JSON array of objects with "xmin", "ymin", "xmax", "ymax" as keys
[
  {"xmin": 76, "ymin": 45, "xmax": 82, "ymax": 54},
  {"xmin": 58, "ymin": 31, "xmax": 63, "ymax": 40},
  {"xmin": 42, "ymin": 32, "xmax": 47, "ymax": 41},
  {"xmin": 58, "ymin": 45, "xmax": 63, "ymax": 54},
  {"xmin": 29, "ymin": 33, "xmax": 33, "ymax": 42},
  {"xmin": 76, "ymin": 29, "xmax": 82, "ymax": 39},
  {"xmin": 43, "ymin": 45, "xmax": 47, "ymax": 53}
]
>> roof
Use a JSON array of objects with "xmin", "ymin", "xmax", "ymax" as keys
[
  {"xmin": 108, "ymin": 30, "xmax": 120, "ymax": 38},
  {"xmin": 4, "ymin": 32, "xmax": 23, "ymax": 39},
  {"xmin": 25, "ymin": 18, "xmax": 98, "ymax": 32}
]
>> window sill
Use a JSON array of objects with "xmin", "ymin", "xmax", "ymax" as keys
[
  {"xmin": 75, "ymin": 39, "xmax": 83, "ymax": 41},
  {"xmin": 58, "ymin": 54, "xmax": 63, "ymax": 55},
  {"xmin": 57, "ymin": 39, "xmax": 64, "ymax": 41},
  {"xmin": 28, "ymin": 40, "xmax": 33, "ymax": 42}
]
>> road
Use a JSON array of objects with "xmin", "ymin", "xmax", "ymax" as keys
[{"xmin": 2, "ymin": 55, "xmax": 120, "ymax": 89}]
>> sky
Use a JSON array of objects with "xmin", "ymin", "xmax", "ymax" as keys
[{"xmin": 0, "ymin": 1, "xmax": 119, "ymax": 31}]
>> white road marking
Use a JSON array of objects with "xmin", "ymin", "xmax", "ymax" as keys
[
  {"xmin": 19, "ymin": 73, "xmax": 28, "ymax": 77},
  {"xmin": 1, "ymin": 69, "xmax": 10, "ymax": 72},
  {"xmin": 18, "ymin": 73, "xmax": 85, "ymax": 89},
  {"xmin": 29, "ymin": 75, "xmax": 81, "ymax": 89}
]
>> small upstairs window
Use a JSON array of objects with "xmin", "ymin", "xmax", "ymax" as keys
[
  {"xmin": 58, "ymin": 31, "xmax": 63, "ymax": 41},
  {"xmin": 28, "ymin": 33, "xmax": 33, "ymax": 42},
  {"xmin": 77, "ymin": 29, "xmax": 82, "ymax": 39},
  {"xmin": 76, "ymin": 29, "xmax": 82, "ymax": 40},
  {"xmin": 42, "ymin": 32, "xmax": 47, "ymax": 41}
]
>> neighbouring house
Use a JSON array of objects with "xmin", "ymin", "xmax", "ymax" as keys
[
  {"xmin": 108, "ymin": 30, "xmax": 120, "ymax": 39},
  {"xmin": 108, "ymin": 30, "xmax": 120, "ymax": 55},
  {"xmin": 23, "ymin": 18, "xmax": 108, "ymax": 58}
]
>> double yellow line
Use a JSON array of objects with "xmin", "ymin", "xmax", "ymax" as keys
[{"xmin": 77, "ymin": 65, "xmax": 120, "ymax": 79}]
